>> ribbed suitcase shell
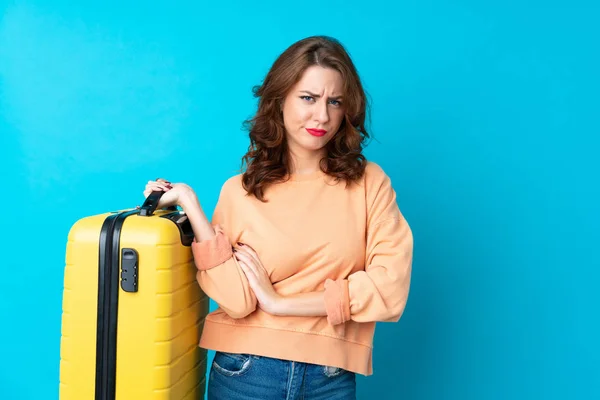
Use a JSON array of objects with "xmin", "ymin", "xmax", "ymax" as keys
[{"xmin": 59, "ymin": 208, "xmax": 209, "ymax": 400}]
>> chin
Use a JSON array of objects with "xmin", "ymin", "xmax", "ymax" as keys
[{"xmin": 300, "ymin": 136, "xmax": 330, "ymax": 152}]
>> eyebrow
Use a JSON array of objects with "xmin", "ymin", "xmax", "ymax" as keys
[{"xmin": 300, "ymin": 90, "xmax": 343, "ymax": 100}]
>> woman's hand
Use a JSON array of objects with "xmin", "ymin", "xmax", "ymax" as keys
[
  {"xmin": 234, "ymin": 244, "xmax": 282, "ymax": 315},
  {"xmin": 143, "ymin": 178, "xmax": 216, "ymax": 243},
  {"xmin": 143, "ymin": 178, "xmax": 195, "ymax": 209},
  {"xmin": 235, "ymin": 243, "xmax": 329, "ymax": 318}
]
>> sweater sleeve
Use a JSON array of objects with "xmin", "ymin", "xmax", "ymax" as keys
[
  {"xmin": 324, "ymin": 165, "xmax": 413, "ymax": 325},
  {"xmin": 191, "ymin": 179, "xmax": 257, "ymax": 319}
]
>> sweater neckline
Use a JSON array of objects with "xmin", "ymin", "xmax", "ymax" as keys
[{"xmin": 288, "ymin": 169, "xmax": 326, "ymax": 182}]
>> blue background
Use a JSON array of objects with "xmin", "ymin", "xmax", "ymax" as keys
[{"xmin": 1, "ymin": 0, "xmax": 598, "ymax": 399}]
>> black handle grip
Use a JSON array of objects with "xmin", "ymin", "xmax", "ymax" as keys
[{"xmin": 139, "ymin": 190, "xmax": 177, "ymax": 216}]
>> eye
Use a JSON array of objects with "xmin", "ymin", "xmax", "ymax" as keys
[
  {"xmin": 300, "ymin": 95, "xmax": 314, "ymax": 102},
  {"xmin": 328, "ymin": 99, "xmax": 342, "ymax": 107}
]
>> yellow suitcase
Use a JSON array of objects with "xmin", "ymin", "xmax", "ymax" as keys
[{"xmin": 59, "ymin": 191, "xmax": 209, "ymax": 400}]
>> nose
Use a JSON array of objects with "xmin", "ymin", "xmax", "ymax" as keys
[{"xmin": 315, "ymin": 100, "xmax": 330, "ymax": 125}]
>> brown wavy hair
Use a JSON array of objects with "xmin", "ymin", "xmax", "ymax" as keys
[{"xmin": 241, "ymin": 36, "xmax": 371, "ymax": 201}]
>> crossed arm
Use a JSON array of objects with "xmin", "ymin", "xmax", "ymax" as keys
[{"xmin": 151, "ymin": 177, "xmax": 412, "ymax": 326}]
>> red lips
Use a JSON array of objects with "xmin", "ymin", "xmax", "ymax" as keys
[{"xmin": 306, "ymin": 128, "xmax": 327, "ymax": 137}]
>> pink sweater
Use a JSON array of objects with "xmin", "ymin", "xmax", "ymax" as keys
[{"xmin": 191, "ymin": 162, "xmax": 413, "ymax": 375}]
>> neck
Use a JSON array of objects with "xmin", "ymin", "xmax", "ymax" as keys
[{"xmin": 288, "ymin": 146, "xmax": 325, "ymax": 176}]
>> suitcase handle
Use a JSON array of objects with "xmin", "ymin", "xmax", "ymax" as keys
[{"xmin": 139, "ymin": 190, "xmax": 177, "ymax": 216}]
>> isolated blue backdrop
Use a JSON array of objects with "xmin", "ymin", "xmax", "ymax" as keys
[{"xmin": 1, "ymin": 0, "xmax": 598, "ymax": 399}]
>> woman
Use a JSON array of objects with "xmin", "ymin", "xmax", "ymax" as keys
[{"xmin": 143, "ymin": 36, "xmax": 413, "ymax": 399}]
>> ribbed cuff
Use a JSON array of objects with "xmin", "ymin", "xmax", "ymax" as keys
[
  {"xmin": 324, "ymin": 278, "xmax": 351, "ymax": 325},
  {"xmin": 191, "ymin": 224, "xmax": 233, "ymax": 271}
]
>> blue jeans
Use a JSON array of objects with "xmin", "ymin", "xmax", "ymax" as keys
[{"xmin": 207, "ymin": 351, "xmax": 356, "ymax": 400}]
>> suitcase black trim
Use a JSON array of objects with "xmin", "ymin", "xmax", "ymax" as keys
[
  {"xmin": 160, "ymin": 211, "xmax": 195, "ymax": 246},
  {"xmin": 95, "ymin": 210, "xmax": 138, "ymax": 400}
]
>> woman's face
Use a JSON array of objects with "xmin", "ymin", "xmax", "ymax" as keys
[{"xmin": 282, "ymin": 65, "xmax": 346, "ymax": 157}]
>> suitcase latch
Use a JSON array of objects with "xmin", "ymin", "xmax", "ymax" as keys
[{"xmin": 121, "ymin": 248, "xmax": 139, "ymax": 292}]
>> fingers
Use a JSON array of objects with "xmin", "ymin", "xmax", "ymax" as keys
[
  {"xmin": 237, "ymin": 258, "xmax": 252, "ymax": 276},
  {"xmin": 148, "ymin": 180, "xmax": 172, "ymax": 190},
  {"xmin": 143, "ymin": 179, "xmax": 172, "ymax": 197},
  {"xmin": 234, "ymin": 249, "xmax": 255, "ymax": 270},
  {"xmin": 235, "ymin": 248, "xmax": 271, "ymax": 286},
  {"xmin": 235, "ymin": 243, "xmax": 263, "ymax": 269},
  {"xmin": 237, "ymin": 259, "xmax": 258, "ymax": 285},
  {"xmin": 234, "ymin": 247, "xmax": 258, "ymax": 271}
]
